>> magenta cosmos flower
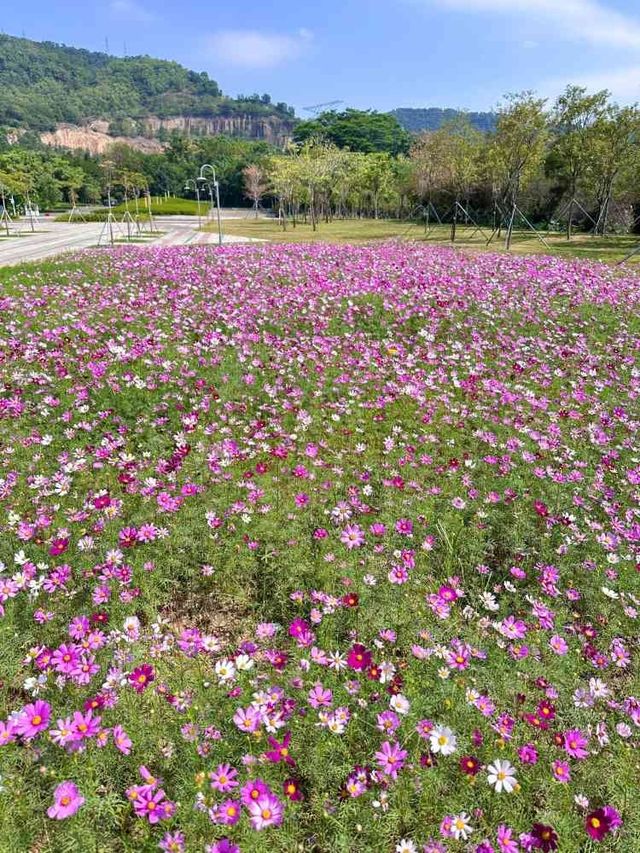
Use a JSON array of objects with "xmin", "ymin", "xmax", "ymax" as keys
[
  {"xmin": 265, "ymin": 731, "xmax": 295, "ymax": 766},
  {"xmin": 209, "ymin": 762, "xmax": 239, "ymax": 792},
  {"xmin": 585, "ymin": 806, "xmax": 622, "ymax": 841},
  {"xmin": 128, "ymin": 663, "xmax": 155, "ymax": 693},
  {"xmin": 563, "ymin": 728, "xmax": 589, "ymax": 760},
  {"xmin": 347, "ymin": 643, "xmax": 372, "ymax": 670},
  {"xmin": 47, "ymin": 781, "xmax": 84, "ymax": 820}
]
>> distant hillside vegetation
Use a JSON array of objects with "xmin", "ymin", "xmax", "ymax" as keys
[
  {"xmin": 391, "ymin": 107, "xmax": 497, "ymax": 133},
  {"xmin": 0, "ymin": 33, "xmax": 295, "ymax": 132}
]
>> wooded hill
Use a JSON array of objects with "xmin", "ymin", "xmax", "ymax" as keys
[{"xmin": 0, "ymin": 33, "xmax": 295, "ymax": 133}]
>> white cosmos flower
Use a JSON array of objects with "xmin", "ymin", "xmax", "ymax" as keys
[
  {"xmin": 487, "ymin": 758, "xmax": 517, "ymax": 793},
  {"xmin": 429, "ymin": 725, "xmax": 457, "ymax": 755},
  {"xmin": 396, "ymin": 840, "xmax": 417, "ymax": 853},
  {"xmin": 214, "ymin": 658, "xmax": 236, "ymax": 683},
  {"xmin": 451, "ymin": 812, "xmax": 473, "ymax": 840},
  {"xmin": 390, "ymin": 694, "xmax": 410, "ymax": 715}
]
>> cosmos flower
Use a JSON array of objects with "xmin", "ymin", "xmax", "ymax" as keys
[
  {"xmin": 375, "ymin": 740, "xmax": 408, "ymax": 779},
  {"xmin": 487, "ymin": 759, "xmax": 517, "ymax": 793},
  {"xmin": 128, "ymin": 663, "xmax": 155, "ymax": 693},
  {"xmin": 246, "ymin": 792, "xmax": 284, "ymax": 830},
  {"xmin": 585, "ymin": 806, "xmax": 622, "ymax": 840},
  {"xmin": 430, "ymin": 725, "xmax": 457, "ymax": 756},
  {"xmin": 14, "ymin": 700, "xmax": 51, "ymax": 740},
  {"xmin": 47, "ymin": 781, "xmax": 84, "ymax": 820}
]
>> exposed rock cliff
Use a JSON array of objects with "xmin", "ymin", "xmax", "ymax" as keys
[
  {"xmin": 38, "ymin": 114, "xmax": 295, "ymax": 154},
  {"xmin": 40, "ymin": 123, "xmax": 164, "ymax": 155}
]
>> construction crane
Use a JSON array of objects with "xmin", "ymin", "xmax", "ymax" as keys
[{"xmin": 302, "ymin": 100, "xmax": 344, "ymax": 116}]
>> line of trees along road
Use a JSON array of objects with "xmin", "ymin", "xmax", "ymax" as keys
[{"xmin": 2, "ymin": 89, "xmax": 640, "ymax": 238}]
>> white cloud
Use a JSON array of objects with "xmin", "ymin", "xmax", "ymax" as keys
[
  {"xmin": 109, "ymin": 0, "xmax": 155, "ymax": 23},
  {"xmin": 204, "ymin": 29, "xmax": 313, "ymax": 69},
  {"xmin": 431, "ymin": 0, "xmax": 640, "ymax": 49}
]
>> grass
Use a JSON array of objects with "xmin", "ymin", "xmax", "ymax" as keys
[
  {"xmin": 56, "ymin": 197, "xmax": 208, "ymax": 222},
  {"xmin": 208, "ymin": 217, "xmax": 640, "ymax": 262}
]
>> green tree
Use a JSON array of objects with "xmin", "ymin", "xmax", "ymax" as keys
[
  {"xmin": 294, "ymin": 110, "xmax": 411, "ymax": 155},
  {"xmin": 490, "ymin": 92, "xmax": 549, "ymax": 248},
  {"xmin": 548, "ymin": 85, "xmax": 609, "ymax": 238}
]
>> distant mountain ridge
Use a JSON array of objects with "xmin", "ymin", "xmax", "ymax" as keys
[{"xmin": 391, "ymin": 107, "xmax": 497, "ymax": 133}]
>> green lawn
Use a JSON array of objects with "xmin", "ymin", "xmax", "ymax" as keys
[
  {"xmin": 208, "ymin": 217, "xmax": 640, "ymax": 262},
  {"xmin": 57, "ymin": 197, "xmax": 209, "ymax": 222}
]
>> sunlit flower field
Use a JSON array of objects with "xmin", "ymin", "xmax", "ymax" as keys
[{"xmin": 0, "ymin": 244, "xmax": 639, "ymax": 852}]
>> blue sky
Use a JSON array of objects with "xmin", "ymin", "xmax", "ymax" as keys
[{"xmin": 2, "ymin": 0, "xmax": 640, "ymax": 114}]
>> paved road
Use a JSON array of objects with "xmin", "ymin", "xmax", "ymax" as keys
[{"xmin": 0, "ymin": 215, "xmax": 262, "ymax": 268}]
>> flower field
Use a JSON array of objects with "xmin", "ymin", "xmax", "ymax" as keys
[{"xmin": 0, "ymin": 243, "xmax": 639, "ymax": 853}]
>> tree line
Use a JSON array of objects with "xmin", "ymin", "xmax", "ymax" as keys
[
  {"xmin": 271, "ymin": 89, "xmax": 640, "ymax": 239},
  {"xmin": 2, "ymin": 88, "xmax": 640, "ymax": 241}
]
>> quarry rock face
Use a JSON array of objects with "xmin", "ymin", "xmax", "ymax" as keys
[
  {"xmin": 40, "ymin": 123, "xmax": 164, "ymax": 155},
  {"xmin": 38, "ymin": 115, "xmax": 295, "ymax": 154}
]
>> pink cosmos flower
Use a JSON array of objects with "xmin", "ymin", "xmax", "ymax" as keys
[
  {"xmin": 159, "ymin": 831, "xmax": 186, "ymax": 853},
  {"xmin": 133, "ymin": 787, "xmax": 174, "ymax": 824},
  {"xmin": 240, "ymin": 778, "xmax": 271, "ymax": 807},
  {"xmin": 497, "ymin": 825, "xmax": 519, "ymax": 853},
  {"xmin": 308, "ymin": 683, "xmax": 333, "ymax": 708},
  {"xmin": 47, "ymin": 781, "xmax": 84, "ymax": 820},
  {"xmin": 14, "ymin": 700, "xmax": 51, "ymax": 740},
  {"xmin": 70, "ymin": 709, "xmax": 101, "ymax": 741},
  {"xmin": 209, "ymin": 763, "xmax": 239, "ymax": 792},
  {"xmin": 375, "ymin": 740, "xmax": 407, "ymax": 779},
  {"xmin": 564, "ymin": 728, "xmax": 589, "ymax": 760},
  {"xmin": 50, "ymin": 716, "xmax": 76, "ymax": 747},
  {"xmin": 552, "ymin": 760, "xmax": 571, "ymax": 783},
  {"xmin": 246, "ymin": 792, "xmax": 284, "ymax": 830},
  {"xmin": 213, "ymin": 799, "xmax": 241, "ymax": 826},
  {"xmin": 113, "ymin": 725, "xmax": 132, "ymax": 755},
  {"xmin": 340, "ymin": 523, "xmax": 365, "ymax": 549},
  {"xmin": 0, "ymin": 720, "xmax": 16, "ymax": 746},
  {"xmin": 233, "ymin": 705, "xmax": 261, "ymax": 733}
]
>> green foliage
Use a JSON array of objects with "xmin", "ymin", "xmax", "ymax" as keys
[{"xmin": 293, "ymin": 109, "xmax": 411, "ymax": 155}]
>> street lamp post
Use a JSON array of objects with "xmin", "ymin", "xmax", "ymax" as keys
[
  {"xmin": 199, "ymin": 164, "xmax": 223, "ymax": 246},
  {"xmin": 184, "ymin": 179, "xmax": 202, "ymax": 229}
]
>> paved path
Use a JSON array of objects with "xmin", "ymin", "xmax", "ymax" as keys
[{"xmin": 0, "ymin": 215, "xmax": 261, "ymax": 268}]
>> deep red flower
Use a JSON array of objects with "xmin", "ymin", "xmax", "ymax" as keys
[
  {"xmin": 530, "ymin": 823, "xmax": 558, "ymax": 851},
  {"xmin": 283, "ymin": 778, "xmax": 304, "ymax": 801},
  {"xmin": 459, "ymin": 755, "xmax": 481, "ymax": 776}
]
